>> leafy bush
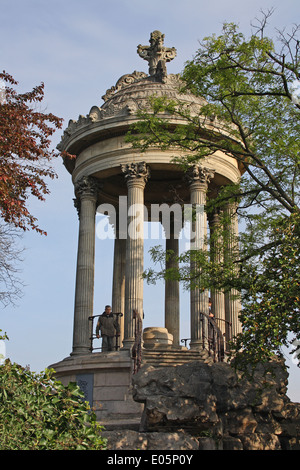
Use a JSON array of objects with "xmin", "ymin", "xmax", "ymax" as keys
[{"xmin": 0, "ymin": 360, "xmax": 106, "ymax": 450}]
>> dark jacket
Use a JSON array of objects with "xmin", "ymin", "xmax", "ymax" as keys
[{"xmin": 96, "ymin": 312, "xmax": 120, "ymax": 337}]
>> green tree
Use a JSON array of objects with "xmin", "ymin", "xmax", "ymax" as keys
[
  {"xmin": 127, "ymin": 12, "xmax": 300, "ymax": 370},
  {"xmin": 232, "ymin": 210, "xmax": 300, "ymax": 370},
  {"xmin": 0, "ymin": 360, "xmax": 106, "ymax": 450}
]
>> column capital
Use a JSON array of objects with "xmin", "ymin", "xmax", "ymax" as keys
[
  {"xmin": 185, "ymin": 165, "xmax": 215, "ymax": 190},
  {"xmin": 74, "ymin": 176, "xmax": 103, "ymax": 218},
  {"xmin": 121, "ymin": 162, "xmax": 150, "ymax": 187},
  {"xmin": 74, "ymin": 175, "xmax": 102, "ymax": 201}
]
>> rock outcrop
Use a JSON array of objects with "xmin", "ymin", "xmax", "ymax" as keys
[{"xmin": 103, "ymin": 358, "xmax": 300, "ymax": 450}]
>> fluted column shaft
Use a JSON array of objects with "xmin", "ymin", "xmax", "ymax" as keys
[
  {"xmin": 112, "ymin": 228, "xmax": 126, "ymax": 346},
  {"xmin": 224, "ymin": 203, "xmax": 242, "ymax": 338},
  {"xmin": 72, "ymin": 176, "xmax": 99, "ymax": 355},
  {"xmin": 209, "ymin": 210, "xmax": 226, "ymax": 335},
  {"xmin": 165, "ymin": 229, "xmax": 180, "ymax": 346},
  {"xmin": 121, "ymin": 162, "xmax": 150, "ymax": 349},
  {"xmin": 186, "ymin": 166, "xmax": 215, "ymax": 350}
]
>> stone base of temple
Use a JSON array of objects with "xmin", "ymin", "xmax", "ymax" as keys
[
  {"xmin": 48, "ymin": 350, "xmax": 143, "ymax": 429},
  {"xmin": 48, "ymin": 327, "xmax": 219, "ymax": 430}
]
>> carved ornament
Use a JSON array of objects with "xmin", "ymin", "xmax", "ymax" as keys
[
  {"xmin": 137, "ymin": 30, "xmax": 177, "ymax": 82},
  {"xmin": 121, "ymin": 162, "xmax": 150, "ymax": 184},
  {"xmin": 185, "ymin": 165, "xmax": 215, "ymax": 187},
  {"xmin": 102, "ymin": 71, "xmax": 148, "ymax": 102},
  {"xmin": 74, "ymin": 176, "xmax": 102, "ymax": 199}
]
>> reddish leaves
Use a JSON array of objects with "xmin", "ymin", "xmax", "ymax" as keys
[{"xmin": 0, "ymin": 71, "xmax": 69, "ymax": 235}]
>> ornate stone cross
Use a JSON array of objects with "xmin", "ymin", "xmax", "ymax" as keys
[{"xmin": 137, "ymin": 30, "xmax": 177, "ymax": 82}]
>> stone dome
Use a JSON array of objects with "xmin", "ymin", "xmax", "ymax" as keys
[
  {"xmin": 57, "ymin": 31, "xmax": 242, "ymax": 207},
  {"xmin": 58, "ymin": 70, "xmax": 205, "ymax": 167},
  {"xmin": 100, "ymin": 71, "xmax": 205, "ymax": 114}
]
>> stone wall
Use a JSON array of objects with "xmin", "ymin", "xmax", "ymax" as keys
[
  {"xmin": 103, "ymin": 358, "xmax": 300, "ymax": 450},
  {"xmin": 49, "ymin": 350, "xmax": 143, "ymax": 426}
]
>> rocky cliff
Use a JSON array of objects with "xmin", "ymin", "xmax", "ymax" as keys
[{"xmin": 102, "ymin": 357, "xmax": 300, "ymax": 450}]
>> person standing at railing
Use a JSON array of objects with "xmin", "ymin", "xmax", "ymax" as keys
[{"xmin": 96, "ymin": 305, "xmax": 120, "ymax": 352}]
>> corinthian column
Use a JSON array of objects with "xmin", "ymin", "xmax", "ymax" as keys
[
  {"xmin": 72, "ymin": 176, "xmax": 100, "ymax": 356},
  {"xmin": 111, "ymin": 220, "xmax": 126, "ymax": 346},
  {"xmin": 121, "ymin": 162, "xmax": 150, "ymax": 349},
  {"xmin": 209, "ymin": 210, "xmax": 226, "ymax": 335},
  {"xmin": 164, "ymin": 216, "xmax": 181, "ymax": 347},
  {"xmin": 224, "ymin": 203, "xmax": 242, "ymax": 339},
  {"xmin": 186, "ymin": 165, "xmax": 215, "ymax": 350}
]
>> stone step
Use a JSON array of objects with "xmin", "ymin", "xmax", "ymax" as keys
[
  {"xmin": 142, "ymin": 354, "xmax": 203, "ymax": 363},
  {"xmin": 141, "ymin": 347, "xmax": 213, "ymax": 368},
  {"xmin": 99, "ymin": 418, "xmax": 141, "ymax": 431}
]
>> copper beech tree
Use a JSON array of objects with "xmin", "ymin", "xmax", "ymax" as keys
[
  {"xmin": 0, "ymin": 72, "xmax": 73, "ymax": 305},
  {"xmin": 0, "ymin": 71, "xmax": 71, "ymax": 235}
]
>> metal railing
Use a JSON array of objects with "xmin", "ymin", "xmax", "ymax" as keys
[
  {"xmin": 88, "ymin": 310, "xmax": 232, "ymax": 363},
  {"xmin": 181, "ymin": 312, "xmax": 232, "ymax": 362},
  {"xmin": 88, "ymin": 312, "xmax": 123, "ymax": 352}
]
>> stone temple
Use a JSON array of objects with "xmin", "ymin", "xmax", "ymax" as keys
[{"xmin": 50, "ymin": 31, "xmax": 243, "ymax": 428}]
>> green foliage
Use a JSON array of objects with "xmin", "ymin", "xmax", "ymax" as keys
[
  {"xmin": 0, "ymin": 329, "xmax": 8, "ymax": 341},
  {"xmin": 143, "ymin": 211, "xmax": 300, "ymax": 369},
  {"xmin": 232, "ymin": 210, "xmax": 300, "ymax": 370},
  {"xmin": 0, "ymin": 360, "xmax": 107, "ymax": 450}
]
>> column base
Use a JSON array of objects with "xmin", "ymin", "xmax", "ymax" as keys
[
  {"xmin": 121, "ymin": 338, "xmax": 135, "ymax": 351},
  {"xmin": 189, "ymin": 340, "xmax": 204, "ymax": 350},
  {"xmin": 70, "ymin": 348, "xmax": 91, "ymax": 356}
]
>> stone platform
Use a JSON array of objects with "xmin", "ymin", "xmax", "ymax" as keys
[
  {"xmin": 49, "ymin": 350, "xmax": 143, "ymax": 428},
  {"xmin": 48, "ymin": 343, "xmax": 216, "ymax": 430},
  {"xmin": 49, "ymin": 326, "xmax": 219, "ymax": 430}
]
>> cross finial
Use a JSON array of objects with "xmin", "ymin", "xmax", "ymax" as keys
[{"xmin": 137, "ymin": 31, "xmax": 177, "ymax": 82}]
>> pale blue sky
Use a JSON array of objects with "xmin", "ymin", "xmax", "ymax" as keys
[{"xmin": 1, "ymin": 0, "xmax": 299, "ymax": 400}]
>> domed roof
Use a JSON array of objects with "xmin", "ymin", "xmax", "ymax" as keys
[
  {"xmin": 100, "ymin": 71, "xmax": 205, "ymax": 113},
  {"xmin": 58, "ymin": 31, "xmax": 242, "ymax": 194},
  {"xmin": 57, "ymin": 31, "xmax": 205, "ymax": 155}
]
